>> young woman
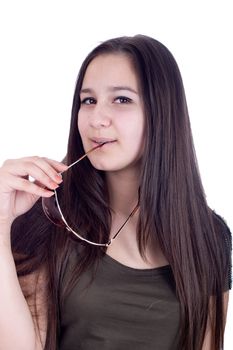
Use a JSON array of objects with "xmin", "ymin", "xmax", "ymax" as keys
[{"xmin": 0, "ymin": 35, "xmax": 231, "ymax": 350}]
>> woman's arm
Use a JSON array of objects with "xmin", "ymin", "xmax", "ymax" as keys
[
  {"xmin": 0, "ymin": 224, "xmax": 47, "ymax": 350},
  {"xmin": 201, "ymin": 291, "xmax": 229, "ymax": 350},
  {"xmin": 19, "ymin": 264, "xmax": 48, "ymax": 350},
  {"xmin": 0, "ymin": 156, "xmax": 66, "ymax": 350}
]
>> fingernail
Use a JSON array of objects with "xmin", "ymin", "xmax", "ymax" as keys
[{"xmin": 55, "ymin": 174, "xmax": 63, "ymax": 182}]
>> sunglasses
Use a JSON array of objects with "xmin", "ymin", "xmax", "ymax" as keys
[{"xmin": 42, "ymin": 143, "xmax": 138, "ymax": 247}]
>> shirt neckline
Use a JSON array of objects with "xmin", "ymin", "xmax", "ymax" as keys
[{"xmin": 103, "ymin": 253, "xmax": 172, "ymax": 277}]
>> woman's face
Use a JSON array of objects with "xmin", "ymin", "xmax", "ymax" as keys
[{"xmin": 78, "ymin": 53, "xmax": 145, "ymax": 175}]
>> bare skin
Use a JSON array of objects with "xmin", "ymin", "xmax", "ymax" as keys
[
  {"xmin": 0, "ymin": 156, "xmax": 67, "ymax": 350},
  {"xmin": 105, "ymin": 168, "xmax": 169, "ymax": 269}
]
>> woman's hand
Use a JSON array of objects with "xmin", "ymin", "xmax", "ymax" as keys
[{"xmin": 0, "ymin": 156, "xmax": 68, "ymax": 227}]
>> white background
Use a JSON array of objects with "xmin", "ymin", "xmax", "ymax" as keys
[{"xmin": 0, "ymin": 0, "xmax": 232, "ymax": 347}]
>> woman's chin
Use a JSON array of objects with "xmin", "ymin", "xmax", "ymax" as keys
[{"xmin": 90, "ymin": 162, "xmax": 116, "ymax": 172}]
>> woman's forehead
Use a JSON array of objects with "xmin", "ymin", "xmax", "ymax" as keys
[{"xmin": 81, "ymin": 53, "xmax": 139, "ymax": 90}]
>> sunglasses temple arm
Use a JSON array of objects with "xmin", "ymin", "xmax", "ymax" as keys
[
  {"xmin": 60, "ymin": 142, "xmax": 107, "ymax": 174},
  {"xmin": 110, "ymin": 205, "xmax": 139, "ymax": 242}
]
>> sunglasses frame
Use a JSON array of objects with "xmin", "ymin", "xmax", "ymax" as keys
[{"xmin": 42, "ymin": 143, "xmax": 138, "ymax": 247}]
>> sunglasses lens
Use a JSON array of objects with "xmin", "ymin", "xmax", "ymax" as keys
[{"xmin": 42, "ymin": 193, "xmax": 65, "ymax": 227}]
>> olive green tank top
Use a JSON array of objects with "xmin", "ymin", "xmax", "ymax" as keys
[
  {"xmin": 59, "ymin": 254, "xmax": 180, "ymax": 350},
  {"xmin": 58, "ymin": 213, "xmax": 231, "ymax": 349}
]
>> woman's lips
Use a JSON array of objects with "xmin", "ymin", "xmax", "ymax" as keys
[{"xmin": 91, "ymin": 138, "xmax": 116, "ymax": 146}]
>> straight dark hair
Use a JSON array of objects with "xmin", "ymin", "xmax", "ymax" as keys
[{"xmin": 11, "ymin": 35, "xmax": 231, "ymax": 350}]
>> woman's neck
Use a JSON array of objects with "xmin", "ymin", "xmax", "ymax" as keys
[{"xmin": 106, "ymin": 170, "xmax": 139, "ymax": 216}]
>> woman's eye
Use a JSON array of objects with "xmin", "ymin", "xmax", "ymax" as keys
[
  {"xmin": 114, "ymin": 96, "xmax": 132, "ymax": 104},
  {"xmin": 80, "ymin": 97, "xmax": 96, "ymax": 105}
]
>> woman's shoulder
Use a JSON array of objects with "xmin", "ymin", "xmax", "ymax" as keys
[
  {"xmin": 212, "ymin": 210, "xmax": 232, "ymax": 246},
  {"xmin": 212, "ymin": 210, "xmax": 232, "ymax": 290}
]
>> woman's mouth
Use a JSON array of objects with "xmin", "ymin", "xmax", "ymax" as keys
[{"xmin": 91, "ymin": 138, "xmax": 116, "ymax": 146}]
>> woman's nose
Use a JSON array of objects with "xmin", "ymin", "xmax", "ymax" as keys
[{"xmin": 89, "ymin": 104, "xmax": 112, "ymax": 129}]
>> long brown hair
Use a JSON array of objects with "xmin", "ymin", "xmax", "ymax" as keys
[{"xmin": 11, "ymin": 35, "xmax": 231, "ymax": 349}]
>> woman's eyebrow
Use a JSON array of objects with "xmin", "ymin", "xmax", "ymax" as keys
[
  {"xmin": 80, "ymin": 86, "xmax": 138, "ymax": 94},
  {"xmin": 80, "ymin": 88, "xmax": 94, "ymax": 94},
  {"xmin": 109, "ymin": 86, "xmax": 138, "ymax": 94}
]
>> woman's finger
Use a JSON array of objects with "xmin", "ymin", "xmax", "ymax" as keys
[
  {"xmin": 6, "ymin": 174, "xmax": 55, "ymax": 197},
  {"xmin": 6, "ymin": 161, "xmax": 61, "ymax": 190}
]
